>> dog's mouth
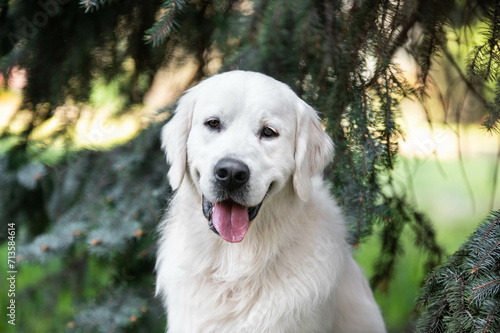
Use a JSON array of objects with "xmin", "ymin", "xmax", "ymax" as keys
[{"xmin": 202, "ymin": 196, "xmax": 263, "ymax": 243}]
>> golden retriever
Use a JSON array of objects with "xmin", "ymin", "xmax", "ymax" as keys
[{"xmin": 156, "ymin": 71, "xmax": 386, "ymax": 332}]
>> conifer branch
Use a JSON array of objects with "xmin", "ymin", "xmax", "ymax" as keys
[
  {"xmin": 476, "ymin": 215, "xmax": 500, "ymax": 253},
  {"xmin": 417, "ymin": 211, "xmax": 500, "ymax": 332},
  {"xmin": 80, "ymin": 0, "xmax": 110, "ymax": 13},
  {"xmin": 144, "ymin": 0, "xmax": 186, "ymax": 47},
  {"xmin": 482, "ymin": 303, "xmax": 499, "ymax": 333},
  {"xmin": 471, "ymin": 279, "xmax": 500, "ymax": 296},
  {"xmin": 468, "ymin": 2, "xmax": 500, "ymax": 82},
  {"xmin": 470, "ymin": 240, "xmax": 500, "ymax": 274}
]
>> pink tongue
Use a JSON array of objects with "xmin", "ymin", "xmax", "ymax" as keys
[{"xmin": 212, "ymin": 201, "xmax": 249, "ymax": 243}]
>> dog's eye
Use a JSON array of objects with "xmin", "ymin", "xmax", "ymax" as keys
[
  {"xmin": 260, "ymin": 126, "xmax": 279, "ymax": 139},
  {"xmin": 205, "ymin": 118, "xmax": 221, "ymax": 130}
]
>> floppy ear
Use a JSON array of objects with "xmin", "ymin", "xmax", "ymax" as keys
[
  {"xmin": 293, "ymin": 100, "xmax": 334, "ymax": 202},
  {"xmin": 161, "ymin": 92, "xmax": 195, "ymax": 190}
]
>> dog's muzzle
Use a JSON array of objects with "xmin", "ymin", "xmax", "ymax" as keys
[{"xmin": 201, "ymin": 157, "xmax": 264, "ymax": 243}]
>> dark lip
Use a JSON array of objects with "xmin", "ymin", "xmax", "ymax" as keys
[{"xmin": 202, "ymin": 196, "xmax": 263, "ymax": 236}]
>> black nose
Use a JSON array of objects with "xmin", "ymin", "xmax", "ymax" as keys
[{"xmin": 214, "ymin": 158, "xmax": 250, "ymax": 191}]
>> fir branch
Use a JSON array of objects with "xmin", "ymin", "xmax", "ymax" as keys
[
  {"xmin": 471, "ymin": 279, "xmax": 500, "ymax": 302},
  {"xmin": 482, "ymin": 104, "xmax": 500, "ymax": 133},
  {"xmin": 415, "ymin": 0, "xmax": 450, "ymax": 95},
  {"xmin": 144, "ymin": 0, "xmax": 187, "ymax": 47},
  {"xmin": 80, "ymin": 0, "xmax": 111, "ymax": 13},
  {"xmin": 475, "ymin": 215, "xmax": 500, "ymax": 255},
  {"xmin": 72, "ymin": 289, "xmax": 148, "ymax": 331},
  {"xmin": 467, "ymin": 2, "xmax": 500, "ymax": 82},
  {"xmin": 417, "ymin": 211, "xmax": 500, "ymax": 332},
  {"xmin": 481, "ymin": 301, "xmax": 499, "ymax": 333},
  {"xmin": 470, "ymin": 240, "xmax": 500, "ymax": 275},
  {"xmin": 481, "ymin": 79, "xmax": 500, "ymax": 132}
]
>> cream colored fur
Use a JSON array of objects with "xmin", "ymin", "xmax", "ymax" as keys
[{"xmin": 156, "ymin": 71, "xmax": 386, "ymax": 332}]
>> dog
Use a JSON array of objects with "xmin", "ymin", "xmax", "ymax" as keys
[{"xmin": 156, "ymin": 71, "xmax": 386, "ymax": 332}]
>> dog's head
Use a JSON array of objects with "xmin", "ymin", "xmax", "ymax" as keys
[{"xmin": 162, "ymin": 71, "xmax": 333, "ymax": 243}]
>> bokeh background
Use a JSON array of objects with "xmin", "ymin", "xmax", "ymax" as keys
[{"xmin": 1, "ymin": 1, "xmax": 499, "ymax": 332}]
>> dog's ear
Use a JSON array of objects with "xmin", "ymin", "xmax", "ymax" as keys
[
  {"xmin": 161, "ymin": 92, "xmax": 195, "ymax": 190},
  {"xmin": 293, "ymin": 101, "xmax": 334, "ymax": 202}
]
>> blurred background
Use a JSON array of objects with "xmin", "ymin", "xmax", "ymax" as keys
[{"xmin": 1, "ymin": 1, "xmax": 499, "ymax": 332}]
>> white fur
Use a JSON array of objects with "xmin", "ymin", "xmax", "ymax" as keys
[{"xmin": 156, "ymin": 71, "xmax": 386, "ymax": 332}]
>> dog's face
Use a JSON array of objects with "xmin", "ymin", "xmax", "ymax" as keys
[{"xmin": 162, "ymin": 71, "xmax": 333, "ymax": 243}]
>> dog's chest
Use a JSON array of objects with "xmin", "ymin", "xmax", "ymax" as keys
[
  {"xmin": 168, "ymin": 267, "xmax": 268, "ymax": 329},
  {"xmin": 165, "ymin": 244, "xmax": 335, "ymax": 332}
]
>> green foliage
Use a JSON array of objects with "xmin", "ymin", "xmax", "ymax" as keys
[
  {"xmin": 482, "ymin": 79, "xmax": 500, "ymax": 133},
  {"xmin": 463, "ymin": 1, "xmax": 500, "ymax": 132},
  {"xmin": 467, "ymin": 3, "xmax": 500, "ymax": 83},
  {"xmin": 144, "ymin": 0, "xmax": 187, "ymax": 47},
  {"xmin": 0, "ymin": 123, "xmax": 169, "ymax": 332},
  {"xmin": 1, "ymin": 0, "xmax": 500, "ymax": 331},
  {"xmin": 0, "ymin": 0, "xmax": 166, "ymax": 140},
  {"xmin": 416, "ymin": 211, "xmax": 500, "ymax": 333}
]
